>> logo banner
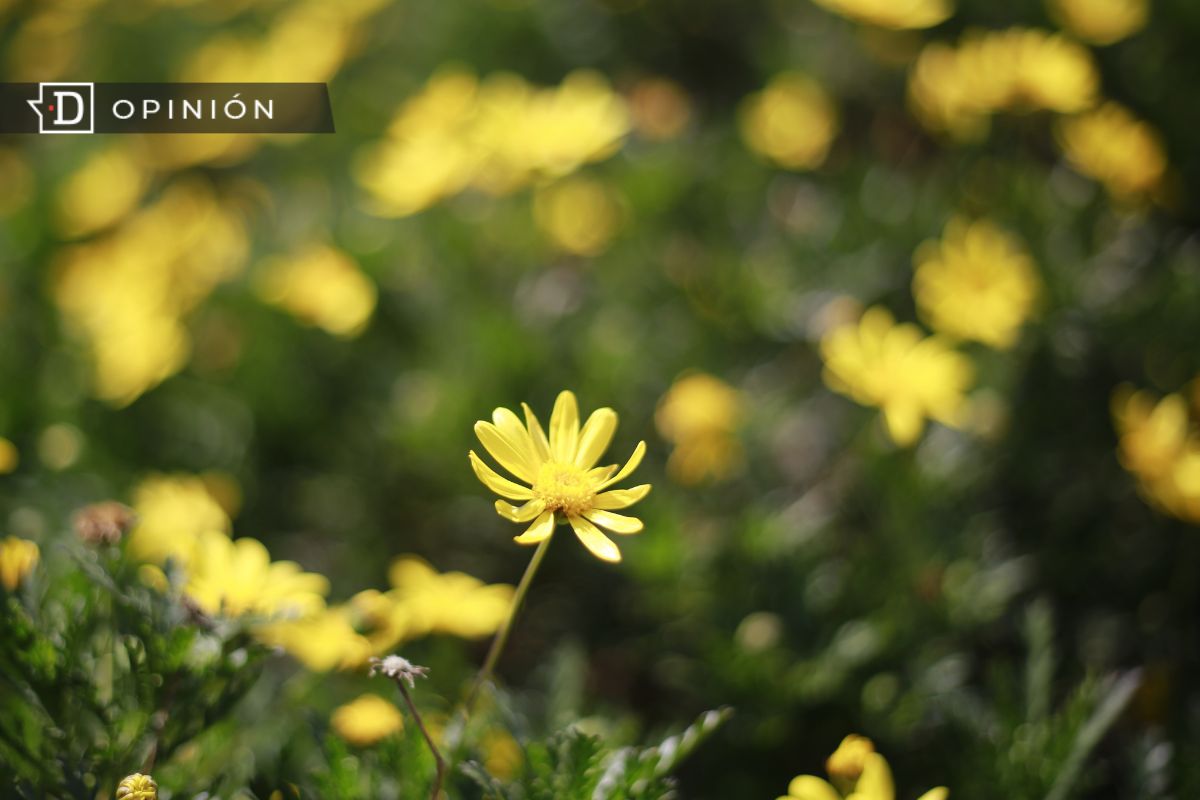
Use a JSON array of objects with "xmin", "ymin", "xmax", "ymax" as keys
[{"xmin": 3, "ymin": 83, "xmax": 335, "ymax": 134}]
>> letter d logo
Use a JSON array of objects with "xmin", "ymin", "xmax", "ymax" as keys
[{"xmin": 28, "ymin": 82, "xmax": 94, "ymax": 134}]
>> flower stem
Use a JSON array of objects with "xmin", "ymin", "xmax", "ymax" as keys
[
  {"xmin": 464, "ymin": 534, "xmax": 552, "ymax": 714},
  {"xmin": 393, "ymin": 678, "xmax": 446, "ymax": 800}
]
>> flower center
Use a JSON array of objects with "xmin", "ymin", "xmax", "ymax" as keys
[{"xmin": 533, "ymin": 461, "xmax": 595, "ymax": 517}]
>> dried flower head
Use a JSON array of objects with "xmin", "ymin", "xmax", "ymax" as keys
[
  {"xmin": 73, "ymin": 501, "xmax": 138, "ymax": 545},
  {"xmin": 116, "ymin": 773, "xmax": 158, "ymax": 800},
  {"xmin": 369, "ymin": 654, "xmax": 430, "ymax": 688}
]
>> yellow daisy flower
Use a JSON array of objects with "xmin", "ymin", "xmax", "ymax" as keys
[
  {"xmin": 825, "ymin": 734, "xmax": 875, "ymax": 786},
  {"xmin": 655, "ymin": 372, "xmax": 744, "ymax": 485},
  {"xmin": 913, "ymin": 217, "xmax": 1041, "ymax": 349},
  {"xmin": 331, "ymin": 693, "xmax": 404, "ymax": 747},
  {"xmin": 908, "ymin": 28, "xmax": 1098, "ymax": 140},
  {"xmin": 821, "ymin": 306, "xmax": 973, "ymax": 446},
  {"xmin": 1056, "ymin": 101, "xmax": 1167, "ymax": 201},
  {"xmin": 184, "ymin": 530, "xmax": 329, "ymax": 620},
  {"xmin": 469, "ymin": 390, "xmax": 649, "ymax": 563},
  {"xmin": 779, "ymin": 735, "xmax": 948, "ymax": 800},
  {"xmin": 0, "ymin": 436, "xmax": 18, "ymax": 474},
  {"xmin": 388, "ymin": 556, "xmax": 515, "ymax": 639},
  {"xmin": 739, "ymin": 72, "xmax": 838, "ymax": 171},
  {"xmin": 1112, "ymin": 386, "xmax": 1200, "ymax": 524},
  {"xmin": 0, "ymin": 537, "xmax": 39, "ymax": 592},
  {"xmin": 256, "ymin": 243, "xmax": 377, "ymax": 339},
  {"xmin": 1049, "ymin": 0, "xmax": 1148, "ymax": 46},
  {"xmin": 810, "ymin": 0, "xmax": 953, "ymax": 30}
]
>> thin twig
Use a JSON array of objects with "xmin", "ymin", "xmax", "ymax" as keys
[
  {"xmin": 371, "ymin": 656, "xmax": 442, "ymax": 800},
  {"xmin": 395, "ymin": 679, "xmax": 446, "ymax": 800}
]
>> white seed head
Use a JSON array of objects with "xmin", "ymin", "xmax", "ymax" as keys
[{"xmin": 369, "ymin": 654, "xmax": 430, "ymax": 688}]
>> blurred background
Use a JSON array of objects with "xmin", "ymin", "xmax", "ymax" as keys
[{"xmin": 3, "ymin": 0, "xmax": 1200, "ymax": 796}]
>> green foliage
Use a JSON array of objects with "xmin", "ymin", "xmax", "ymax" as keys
[
  {"xmin": 0, "ymin": 542, "xmax": 268, "ymax": 798},
  {"xmin": 924, "ymin": 602, "xmax": 1140, "ymax": 800},
  {"xmin": 463, "ymin": 708, "xmax": 732, "ymax": 800}
]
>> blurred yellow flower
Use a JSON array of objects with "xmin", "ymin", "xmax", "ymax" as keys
[
  {"xmin": 811, "ymin": 0, "xmax": 952, "ymax": 30},
  {"xmin": 53, "ymin": 179, "xmax": 248, "ymax": 405},
  {"xmin": 906, "ymin": 41, "xmax": 993, "ymax": 139},
  {"xmin": 627, "ymin": 77, "xmax": 693, "ymax": 141},
  {"xmin": 0, "ymin": 537, "xmax": 39, "ymax": 591},
  {"xmin": 821, "ymin": 306, "xmax": 973, "ymax": 446},
  {"xmin": 258, "ymin": 605, "xmax": 372, "ymax": 672},
  {"xmin": 909, "ymin": 28, "xmax": 1097, "ymax": 140},
  {"xmin": 257, "ymin": 244, "xmax": 377, "ymax": 338},
  {"xmin": 331, "ymin": 694, "xmax": 404, "ymax": 746},
  {"xmin": 358, "ymin": 68, "xmax": 629, "ymax": 217},
  {"xmin": 127, "ymin": 473, "xmax": 232, "ymax": 567},
  {"xmin": 262, "ymin": 556, "xmax": 513, "ymax": 671},
  {"xmin": 184, "ymin": 530, "xmax": 329, "ymax": 620},
  {"xmin": 739, "ymin": 73, "xmax": 838, "ymax": 170},
  {"xmin": 425, "ymin": 712, "xmax": 524, "ymax": 779},
  {"xmin": 533, "ymin": 177, "xmax": 623, "ymax": 256},
  {"xmin": 388, "ymin": 556, "xmax": 515, "ymax": 639},
  {"xmin": 912, "ymin": 218, "xmax": 1040, "ymax": 349},
  {"xmin": 480, "ymin": 728, "xmax": 523, "ymax": 779},
  {"xmin": 510, "ymin": 70, "xmax": 631, "ymax": 179},
  {"xmin": 159, "ymin": 0, "xmax": 388, "ymax": 170},
  {"xmin": 655, "ymin": 373, "xmax": 744, "ymax": 484},
  {"xmin": 1112, "ymin": 387, "xmax": 1200, "ymax": 524},
  {"xmin": 0, "ymin": 437, "xmax": 18, "ymax": 474},
  {"xmin": 56, "ymin": 146, "xmax": 147, "ymax": 238},
  {"xmin": 778, "ymin": 735, "xmax": 947, "ymax": 800},
  {"xmin": 470, "ymin": 390, "xmax": 650, "ymax": 563},
  {"xmin": 1050, "ymin": 0, "xmax": 1148, "ymax": 45},
  {"xmin": 826, "ymin": 734, "xmax": 875, "ymax": 785},
  {"xmin": 1056, "ymin": 102, "xmax": 1167, "ymax": 200},
  {"xmin": 1010, "ymin": 30, "xmax": 1099, "ymax": 112}
]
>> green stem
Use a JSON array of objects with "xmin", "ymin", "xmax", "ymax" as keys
[
  {"xmin": 464, "ymin": 534, "xmax": 552, "ymax": 714},
  {"xmin": 393, "ymin": 678, "xmax": 446, "ymax": 800}
]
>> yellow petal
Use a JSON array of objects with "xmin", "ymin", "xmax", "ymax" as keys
[
  {"xmin": 785, "ymin": 775, "xmax": 841, "ymax": 800},
  {"xmin": 469, "ymin": 451, "xmax": 533, "ymax": 501},
  {"xmin": 882, "ymin": 404, "xmax": 924, "ymax": 447},
  {"xmin": 568, "ymin": 514, "xmax": 621, "ymax": 562},
  {"xmin": 583, "ymin": 509, "xmax": 644, "ymax": 534},
  {"xmin": 495, "ymin": 499, "xmax": 545, "ymax": 523},
  {"xmin": 588, "ymin": 464, "xmax": 618, "ymax": 485},
  {"xmin": 549, "ymin": 390, "xmax": 580, "ymax": 463},
  {"xmin": 475, "ymin": 421, "xmax": 538, "ymax": 482},
  {"xmin": 853, "ymin": 753, "xmax": 894, "ymax": 800},
  {"xmin": 915, "ymin": 789, "xmax": 948, "ymax": 800},
  {"xmin": 521, "ymin": 402, "xmax": 552, "ymax": 462},
  {"xmin": 575, "ymin": 407, "xmax": 617, "ymax": 468},
  {"xmin": 593, "ymin": 484, "xmax": 652, "ymax": 510},
  {"xmin": 493, "ymin": 406, "xmax": 542, "ymax": 467},
  {"xmin": 514, "ymin": 510, "xmax": 556, "ymax": 544},
  {"xmin": 599, "ymin": 440, "xmax": 646, "ymax": 489}
]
